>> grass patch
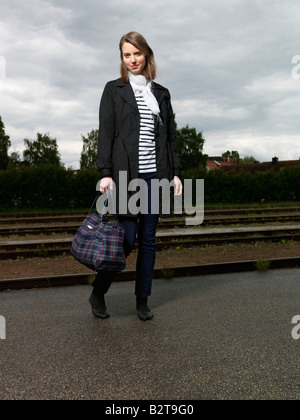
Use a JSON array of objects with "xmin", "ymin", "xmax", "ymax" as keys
[
  {"xmin": 161, "ymin": 268, "xmax": 175, "ymax": 279},
  {"xmin": 256, "ymin": 259, "xmax": 271, "ymax": 272}
]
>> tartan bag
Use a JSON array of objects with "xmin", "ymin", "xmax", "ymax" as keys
[{"xmin": 70, "ymin": 190, "xmax": 126, "ymax": 272}]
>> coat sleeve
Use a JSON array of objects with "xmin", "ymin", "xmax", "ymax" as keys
[
  {"xmin": 97, "ymin": 81, "xmax": 115, "ymax": 178},
  {"xmin": 166, "ymin": 90, "xmax": 182, "ymax": 178}
]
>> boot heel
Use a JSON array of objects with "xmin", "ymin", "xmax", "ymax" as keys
[
  {"xmin": 89, "ymin": 291, "xmax": 110, "ymax": 319},
  {"xmin": 136, "ymin": 297, "xmax": 153, "ymax": 321}
]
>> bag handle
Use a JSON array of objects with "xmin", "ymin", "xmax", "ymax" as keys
[
  {"xmin": 101, "ymin": 188, "xmax": 117, "ymax": 217},
  {"xmin": 88, "ymin": 188, "xmax": 117, "ymax": 218},
  {"xmin": 88, "ymin": 193, "xmax": 101, "ymax": 215}
]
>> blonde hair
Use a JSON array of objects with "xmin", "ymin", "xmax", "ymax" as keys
[{"xmin": 119, "ymin": 32, "xmax": 157, "ymax": 83}]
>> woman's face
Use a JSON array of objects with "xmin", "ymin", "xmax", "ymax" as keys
[{"xmin": 122, "ymin": 42, "xmax": 146, "ymax": 76}]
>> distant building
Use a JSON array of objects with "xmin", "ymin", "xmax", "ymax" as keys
[
  {"xmin": 206, "ymin": 156, "xmax": 239, "ymax": 171},
  {"xmin": 223, "ymin": 156, "xmax": 300, "ymax": 173},
  {"xmin": 207, "ymin": 156, "xmax": 300, "ymax": 172},
  {"xmin": 260, "ymin": 157, "xmax": 300, "ymax": 169}
]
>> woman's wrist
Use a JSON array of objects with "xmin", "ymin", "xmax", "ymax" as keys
[{"xmin": 100, "ymin": 177, "xmax": 114, "ymax": 193}]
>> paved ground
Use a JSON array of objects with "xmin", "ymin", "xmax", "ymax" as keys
[{"xmin": 1, "ymin": 269, "xmax": 300, "ymax": 400}]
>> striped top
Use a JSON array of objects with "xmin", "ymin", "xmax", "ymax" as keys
[{"xmin": 135, "ymin": 93, "xmax": 157, "ymax": 174}]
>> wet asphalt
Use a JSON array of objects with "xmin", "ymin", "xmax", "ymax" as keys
[{"xmin": 1, "ymin": 268, "xmax": 300, "ymax": 400}]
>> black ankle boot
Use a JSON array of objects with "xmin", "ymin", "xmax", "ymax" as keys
[
  {"xmin": 89, "ymin": 290, "xmax": 110, "ymax": 319},
  {"xmin": 136, "ymin": 297, "xmax": 153, "ymax": 321}
]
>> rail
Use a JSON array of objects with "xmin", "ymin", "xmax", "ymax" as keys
[
  {"xmin": 1, "ymin": 225, "xmax": 300, "ymax": 260},
  {"xmin": 1, "ymin": 256, "xmax": 300, "ymax": 292},
  {"xmin": 1, "ymin": 212, "xmax": 300, "ymax": 237}
]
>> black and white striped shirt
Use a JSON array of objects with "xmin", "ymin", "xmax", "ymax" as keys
[{"xmin": 135, "ymin": 93, "xmax": 157, "ymax": 174}]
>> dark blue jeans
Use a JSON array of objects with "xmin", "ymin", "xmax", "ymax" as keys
[{"xmin": 92, "ymin": 173, "xmax": 159, "ymax": 298}]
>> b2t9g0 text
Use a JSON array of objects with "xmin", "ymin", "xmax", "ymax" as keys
[{"xmin": 148, "ymin": 405, "xmax": 194, "ymax": 415}]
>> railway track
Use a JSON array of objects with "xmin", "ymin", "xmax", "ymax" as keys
[
  {"xmin": 1, "ymin": 205, "xmax": 300, "ymax": 291},
  {"xmin": 1, "ymin": 205, "xmax": 300, "ymax": 260},
  {"xmin": 1, "ymin": 205, "xmax": 300, "ymax": 224},
  {"xmin": 1, "ymin": 205, "xmax": 300, "ymax": 220},
  {"xmin": 1, "ymin": 225, "xmax": 300, "ymax": 260},
  {"xmin": 2, "ymin": 256, "xmax": 300, "ymax": 292},
  {"xmin": 1, "ymin": 212, "xmax": 300, "ymax": 237}
]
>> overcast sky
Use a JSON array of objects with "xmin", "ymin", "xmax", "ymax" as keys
[{"xmin": 1, "ymin": 0, "xmax": 300, "ymax": 168}]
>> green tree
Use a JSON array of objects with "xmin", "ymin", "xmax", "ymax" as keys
[
  {"xmin": 241, "ymin": 156, "xmax": 260, "ymax": 164},
  {"xmin": 0, "ymin": 116, "xmax": 11, "ymax": 170},
  {"xmin": 80, "ymin": 129, "xmax": 98, "ymax": 170},
  {"xmin": 176, "ymin": 124, "xmax": 206, "ymax": 171},
  {"xmin": 222, "ymin": 150, "xmax": 240, "ymax": 162},
  {"xmin": 23, "ymin": 133, "xmax": 62, "ymax": 167},
  {"xmin": 7, "ymin": 150, "xmax": 21, "ymax": 169}
]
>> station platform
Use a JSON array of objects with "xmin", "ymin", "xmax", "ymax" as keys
[{"xmin": 1, "ymin": 269, "xmax": 300, "ymax": 400}]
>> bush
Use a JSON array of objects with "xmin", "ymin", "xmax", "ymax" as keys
[
  {"xmin": 182, "ymin": 166, "xmax": 300, "ymax": 204},
  {"xmin": 0, "ymin": 165, "xmax": 99, "ymax": 211},
  {"xmin": 1, "ymin": 164, "xmax": 300, "ymax": 211}
]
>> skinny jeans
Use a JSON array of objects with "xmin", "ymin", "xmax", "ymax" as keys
[{"xmin": 92, "ymin": 173, "xmax": 159, "ymax": 298}]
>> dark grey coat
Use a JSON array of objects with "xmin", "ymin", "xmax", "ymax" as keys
[{"xmin": 97, "ymin": 78, "xmax": 181, "ymax": 216}]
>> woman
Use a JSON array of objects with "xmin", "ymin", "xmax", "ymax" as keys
[{"xmin": 90, "ymin": 31, "xmax": 182, "ymax": 321}]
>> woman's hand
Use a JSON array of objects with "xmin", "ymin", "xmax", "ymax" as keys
[
  {"xmin": 100, "ymin": 177, "xmax": 114, "ymax": 194},
  {"xmin": 174, "ymin": 176, "xmax": 183, "ymax": 196}
]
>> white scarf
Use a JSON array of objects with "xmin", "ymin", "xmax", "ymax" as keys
[{"xmin": 129, "ymin": 73, "xmax": 160, "ymax": 116}]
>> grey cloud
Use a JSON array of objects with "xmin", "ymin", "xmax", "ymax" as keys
[{"xmin": 1, "ymin": 0, "xmax": 300, "ymax": 168}]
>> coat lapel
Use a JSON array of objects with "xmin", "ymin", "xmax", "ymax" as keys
[
  {"xmin": 153, "ymin": 83, "xmax": 168, "ymax": 106},
  {"xmin": 115, "ymin": 79, "xmax": 168, "ymax": 111},
  {"xmin": 115, "ymin": 79, "xmax": 138, "ymax": 112}
]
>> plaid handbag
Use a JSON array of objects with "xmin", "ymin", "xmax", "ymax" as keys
[{"xmin": 70, "ymin": 190, "xmax": 126, "ymax": 272}]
